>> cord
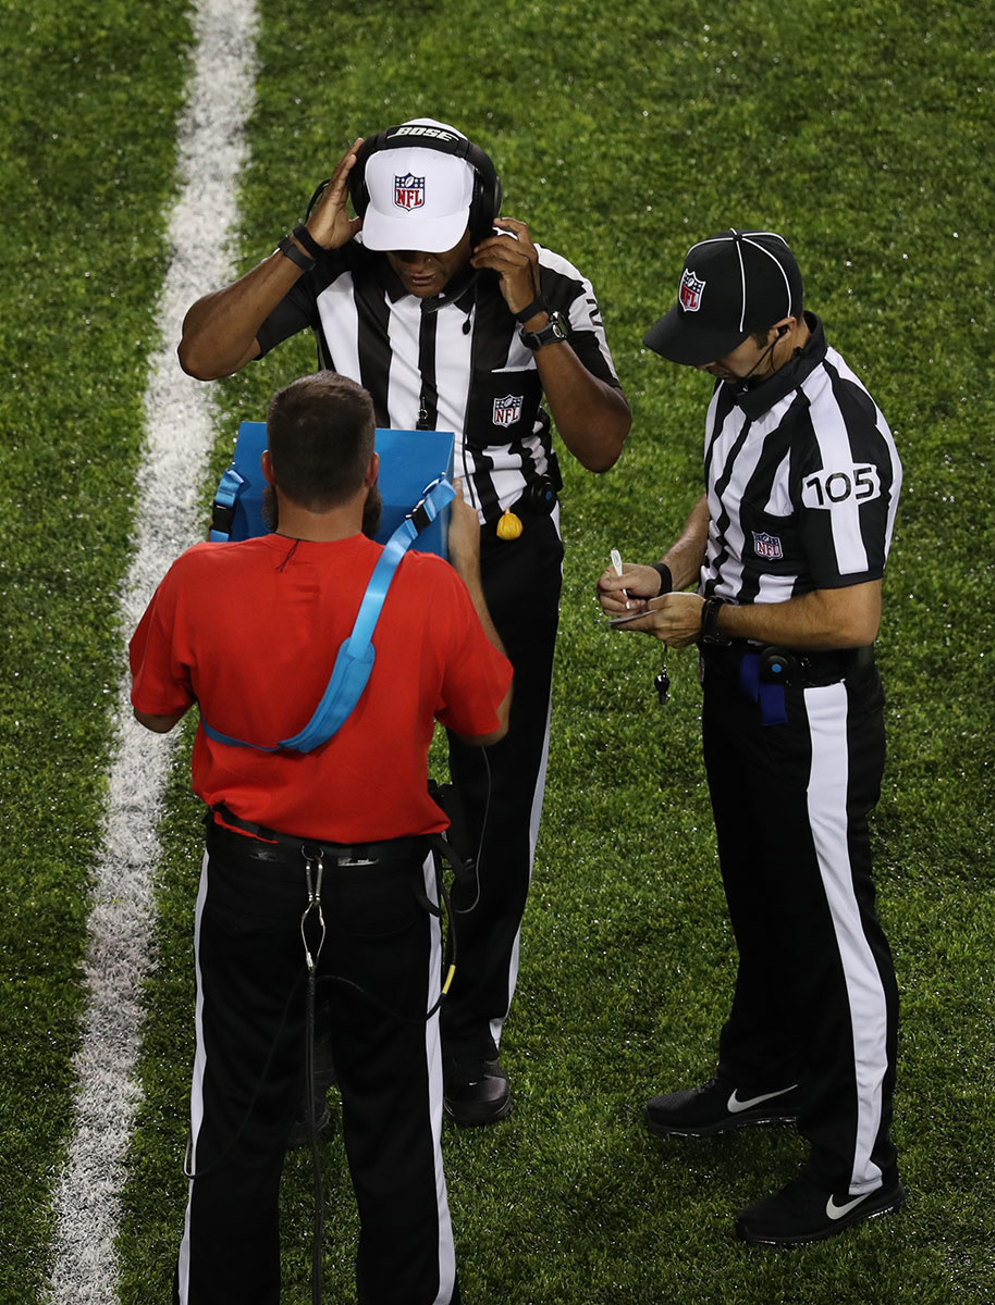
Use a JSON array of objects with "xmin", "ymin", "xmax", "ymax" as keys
[
  {"xmin": 454, "ymin": 746, "xmax": 491, "ymax": 915},
  {"xmin": 300, "ymin": 850, "xmax": 327, "ymax": 1305}
]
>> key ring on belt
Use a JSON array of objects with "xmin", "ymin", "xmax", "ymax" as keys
[{"xmin": 300, "ymin": 845, "xmax": 326, "ymax": 975}]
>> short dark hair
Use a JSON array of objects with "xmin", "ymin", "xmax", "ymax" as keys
[
  {"xmin": 750, "ymin": 298, "xmax": 804, "ymax": 349},
  {"xmin": 266, "ymin": 372, "xmax": 376, "ymax": 510}
]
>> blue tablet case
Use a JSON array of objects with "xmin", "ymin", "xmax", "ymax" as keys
[{"xmin": 211, "ymin": 421, "xmax": 455, "ymax": 557}]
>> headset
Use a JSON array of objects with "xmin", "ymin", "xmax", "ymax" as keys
[{"xmin": 345, "ymin": 124, "xmax": 503, "ymax": 245}]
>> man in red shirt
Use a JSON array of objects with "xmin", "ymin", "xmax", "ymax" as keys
[{"xmin": 130, "ymin": 371, "xmax": 511, "ymax": 1305}]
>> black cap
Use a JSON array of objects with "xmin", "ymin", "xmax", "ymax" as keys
[{"xmin": 644, "ymin": 229, "xmax": 803, "ymax": 366}]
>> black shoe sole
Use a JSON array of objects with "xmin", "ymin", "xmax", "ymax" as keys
[
  {"xmin": 736, "ymin": 1182, "xmax": 907, "ymax": 1246},
  {"xmin": 644, "ymin": 1108, "xmax": 800, "ymax": 1139},
  {"xmin": 443, "ymin": 1093, "xmax": 513, "ymax": 1127}
]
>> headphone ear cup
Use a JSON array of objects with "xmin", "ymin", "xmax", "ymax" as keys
[
  {"xmin": 467, "ymin": 151, "xmax": 502, "ymax": 242},
  {"xmin": 348, "ymin": 135, "xmax": 381, "ymax": 219},
  {"xmin": 486, "ymin": 172, "xmax": 503, "ymax": 232},
  {"xmin": 349, "ymin": 170, "xmax": 368, "ymax": 219},
  {"xmin": 469, "ymin": 173, "xmax": 489, "ymax": 242}
]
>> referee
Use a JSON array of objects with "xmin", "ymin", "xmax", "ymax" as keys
[
  {"xmin": 598, "ymin": 229, "xmax": 904, "ymax": 1245},
  {"xmin": 179, "ymin": 118, "xmax": 631, "ymax": 1124}
]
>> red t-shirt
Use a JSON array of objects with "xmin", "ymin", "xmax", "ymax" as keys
[{"xmin": 129, "ymin": 533, "xmax": 511, "ymax": 842}]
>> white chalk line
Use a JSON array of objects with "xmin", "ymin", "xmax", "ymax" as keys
[{"xmin": 46, "ymin": 2, "xmax": 258, "ymax": 1301}]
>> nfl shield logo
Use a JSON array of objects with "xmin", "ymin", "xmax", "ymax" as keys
[
  {"xmin": 492, "ymin": 394, "xmax": 523, "ymax": 428},
  {"xmin": 752, "ymin": 531, "xmax": 784, "ymax": 561},
  {"xmin": 679, "ymin": 268, "xmax": 706, "ymax": 312},
  {"xmin": 394, "ymin": 173, "xmax": 425, "ymax": 210}
]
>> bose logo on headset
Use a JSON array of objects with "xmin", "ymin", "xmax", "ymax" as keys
[{"xmin": 392, "ymin": 125, "xmax": 461, "ymax": 144}]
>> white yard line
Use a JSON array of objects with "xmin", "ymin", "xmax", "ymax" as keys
[{"xmin": 47, "ymin": 2, "xmax": 257, "ymax": 1300}]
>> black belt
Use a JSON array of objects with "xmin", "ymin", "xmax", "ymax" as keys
[
  {"xmin": 700, "ymin": 642, "xmax": 875, "ymax": 688},
  {"xmin": 210, "ymin": 804, "xmax": 427, "ymax": 867}
]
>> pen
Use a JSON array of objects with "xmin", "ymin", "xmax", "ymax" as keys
[{"xmin": 609, "ymin": 548, "xmax": 632, "ymax": 609}]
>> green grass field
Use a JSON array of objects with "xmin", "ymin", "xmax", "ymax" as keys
[{"xmin": 1, "ymin": 0, "xmax": 993, "ymax": 1302}]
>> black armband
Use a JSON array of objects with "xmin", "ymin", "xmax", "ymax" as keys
[
  {"xmin": 276, "ymin": 233, "xmax": 315, "ymax": 272},
  {"xmin": 292, "ymin": 224, "xmax": 325, "ymax": 261},
  {"xmin": 514, "ymin": 295, "xmax": 549, "ymax": 324},
  {"xmin": 651, "ymin": 562, "xmax": 673, "ymax": 596}
]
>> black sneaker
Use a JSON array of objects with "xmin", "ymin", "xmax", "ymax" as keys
[
  {"xmin": 444, "ymin": 1058, "xmax": 512, "ymax": 1126},
  {"xmin": 644, "ymin": 1076, "xmax": 801, "ymax": 1137},
  {"xmin": 736, "ymin": 1172, "xmax": 906, "ymax": 1246}
]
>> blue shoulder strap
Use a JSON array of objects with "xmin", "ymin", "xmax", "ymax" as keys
[
  {"xmin": 208, "ymin": 466, "xmax": 245, "ymax": 542},
  {"xmin": 201, "ymin": 478, "xmax": 456, "ymax": 754}
]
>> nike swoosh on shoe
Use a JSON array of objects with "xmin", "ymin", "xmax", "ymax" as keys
[
  {"xmin": 826, "ymin": 1192, "xmax": 871, "ymax": 1220},
  {"xmin": 726, "ymin": 1084, "xmax": 799, "ymax": 1114}
]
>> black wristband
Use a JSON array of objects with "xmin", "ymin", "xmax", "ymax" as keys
[
  {"xmin": 651, "ymin": 562, "xmax": 673, "ymax": 596},
  {"xmin": 514, "ymin": 295, "xmax": 549, "ymax": 324},
  {"xmin": 292, "ymin": 224, "xmax": 325, "ymax": 261},
  {"xmin": 699, "ymin": 595, "xmax": 729, "ymax": 645},
  {"xmin": 276, "ymin": 233, "xmax": 315, "ymax": 272}
]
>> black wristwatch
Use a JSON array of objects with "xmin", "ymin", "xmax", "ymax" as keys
[
  {"xmin": 519, "ymin": 311, "xmax": 570, "ymax": 351},
  {"xmin": 699, "ymin": 596, "xmax": 730, "ymax": 646}
]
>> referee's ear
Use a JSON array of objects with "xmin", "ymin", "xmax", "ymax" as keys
[
  {"xmin": 261, "ymin": 448, "xmax": 276, "ymax": 484},
  {"xmin": 363, "ymin": 451, "xmax": 380, "ymax": 487}
]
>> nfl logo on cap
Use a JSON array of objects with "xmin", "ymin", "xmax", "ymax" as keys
[
  {"xmin": 679, "ymin": 269, "xmax": 706, "ymax": 313},
  {"xmin": 394, "ymin": 173, "xmax": 425, "ymax": 211}
]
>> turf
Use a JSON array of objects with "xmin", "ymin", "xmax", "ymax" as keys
[
  {"xmin": 2, "ymin": 0, "xmax": 994, "ymax": 1302},
  {"xmin": 0, "ymin": 1, "xmax": 193, "ymax": 1299}
]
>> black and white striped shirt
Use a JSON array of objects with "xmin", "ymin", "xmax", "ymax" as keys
[
  {"xmin": 257, "ymin": 239, "xmax": 623, "ymax": 522},
  {"xmin": 700, "ymin": 314, "xmax": 902, "ymax": 603}
]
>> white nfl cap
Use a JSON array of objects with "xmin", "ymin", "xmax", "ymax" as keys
[{"xmin": 361, "ymin": 119, "xmax": 475, "ymax": 253}]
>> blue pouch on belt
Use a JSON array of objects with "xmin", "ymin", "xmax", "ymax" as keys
[{"xmin": 739, "ymin": 653, "xmax": 789, "ymax": 727}]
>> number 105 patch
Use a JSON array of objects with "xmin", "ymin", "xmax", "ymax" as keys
[{"xmin": 801, "ymin": 464, "xmax": 881, "ymax": 509}]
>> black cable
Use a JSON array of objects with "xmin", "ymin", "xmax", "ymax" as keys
[
  {"xmin": 304, "ymin": 966, "xmax": 325, "ymax": 1305},
  {"xmin": 183, "ymin": 972, "xmax": 305, "ymax": 1182},
  {"xmin": 319, "ymin": 849, "xmax": 457, "ymax": 1022},
  {"xmin": 454, "ymin": 746, "xmax": 491, "ymax": 915}
]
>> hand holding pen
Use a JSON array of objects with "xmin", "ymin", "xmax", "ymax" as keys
[
  {"xmin": 597, "ymin": 551, "xmax": 660, "ymax": 618},
  {"xmin": 600, "ymin": 550, "xmax": 670, "ymax": 704}
]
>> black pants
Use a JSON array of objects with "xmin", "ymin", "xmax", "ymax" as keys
[
  {"xmin": 175, "ymin": 822, "xmax": 460, "ymax": 1305},
  {"xmin": 443, "ymin": 512, "xmax": 563, "ymax": 1068},
  {"xmin": 702, "ymin": 656, "xmax": 899, "ymax": 1194}
]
